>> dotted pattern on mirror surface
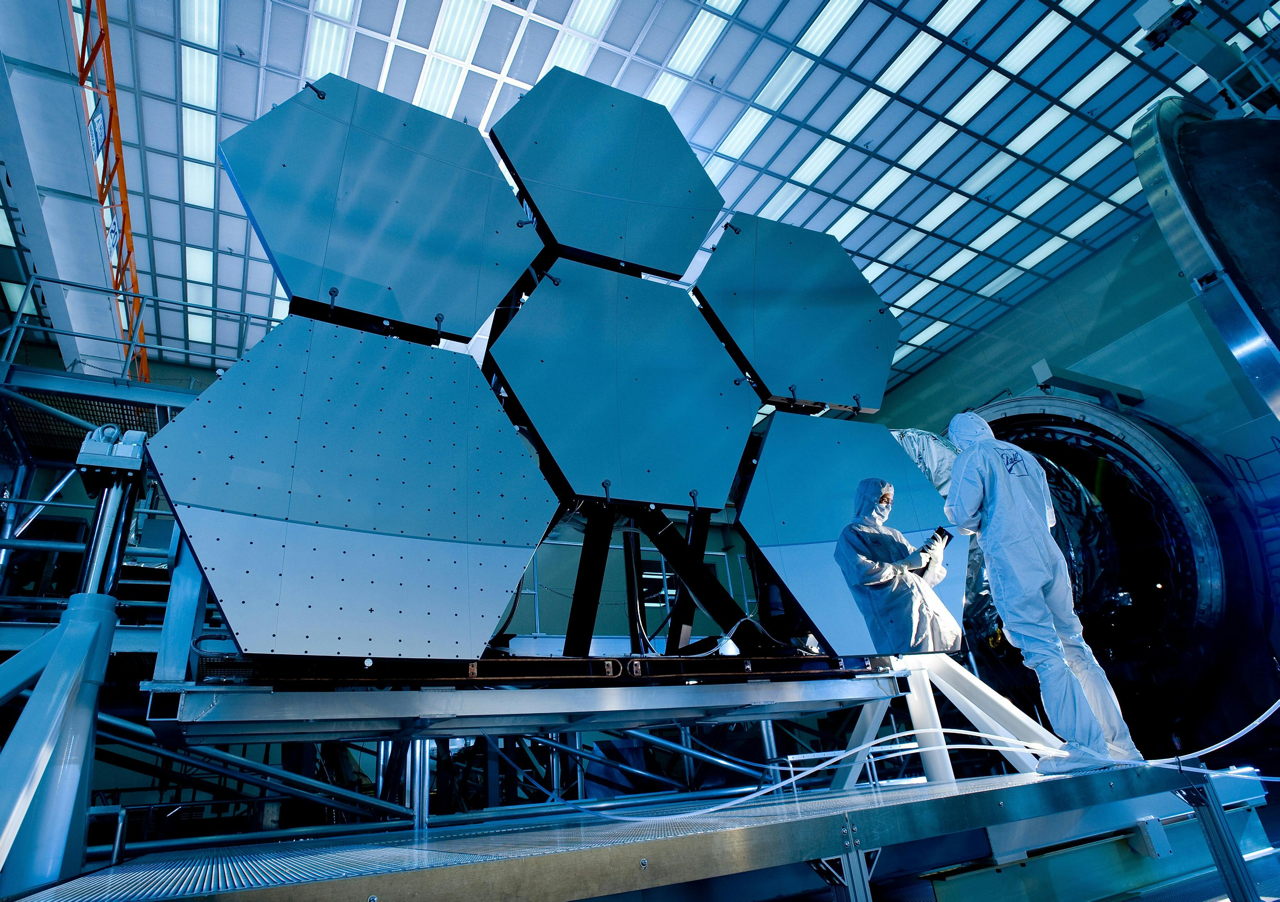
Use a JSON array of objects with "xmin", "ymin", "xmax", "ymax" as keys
[{"xmin": 150, "ymin": 318, "xmax": 557, "ymax": 659}]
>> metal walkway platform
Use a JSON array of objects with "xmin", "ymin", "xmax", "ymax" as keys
[{"xmin": 29, "ymin": 766, "xmax": 1193, "ymax": 902}]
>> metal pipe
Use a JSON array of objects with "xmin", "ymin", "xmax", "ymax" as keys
[
  {"xmin": 5, "ymin": 323, "xmax": 242, "ymax": 364},
  {"xmin": 96, "ymin": 713, "xmax": 413, "ymax": 818},
  {"xmin": 0, "ymin": 538, "xmax": 89, "ymax": 554},
  {"xmin": 13, "ymin": 470, "xmax": 77, "ymax": 537},
  {"xmin": 0, "ymin": 387, "xmax": 96, "ymax": 431},
  {"xmin": 619, "ymin": 729, "xmax": 767, "ymax": 780},
  {"xmin": 95, "ymin": 730, "xmax": 382, "ymax": 820},
  {"xmin": 524, "ymin": 735, "xmax": 683, "ymax": 790},
  {"xmin": 98, "ymin": 482, "xmax": 138, "ymax": 595},
  {"xmin": 0, "ymin": 464, "xmax": 29, "ymax": 572},
  {"xmin": 109, "ymin": 808, "xmax": 127, "ymax": 866},
  {"xmin": 79, "ymin": 484, "xmax": 122, "ymax": 595},
  {"xmin": 25, "ymin": 273, "xmax": 275, "ymax": 323},
  {"xmin": 760, "ymin": 720, "xmax": 780, "ymax": 784},
  {"xmin": 412, "ymin": 739, "xmax": 430, "ymax": 831}
]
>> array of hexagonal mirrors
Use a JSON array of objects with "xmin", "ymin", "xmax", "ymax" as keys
[{"xmin": 150, "ymin": 67, "xmax": 959, "ymax": 661}]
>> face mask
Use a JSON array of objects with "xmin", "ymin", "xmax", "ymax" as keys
[{"xmin": 872, "ymin": 502, "xmax": 891, "ymax": 525}]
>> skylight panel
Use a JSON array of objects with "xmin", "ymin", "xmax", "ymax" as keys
[
  {"xmin": 757, "ymin": 53, "xmax": 814, "ymax": 109},
  {"xmin": 315, "ymin": 0, "xmax": 355, "ymax": 21},
  {"xmin": 182, "ymin": 108, "xmax": 216, "ymax": 162},
  {"xmin": 861, "ymin": 261, "xmax": 888, "ymax": 281},
  {"xmin": 898, "ymin": 122, "xmax": 956, "ymax": 170},
  {"xmin": 648, "ymin": 72, "xmax": 686, "ymax": 110},
  {"xmin": 184, "ymin": 161, "xmax": 215, "ymax": 208},
  {"xmin": 1062, "ymin": 201, "xmax": 1114, "ymax": 238},
  {"xmin": 1177, "ymin": 68, "xmax": 1209, "ymax": 91},
  {"xmin": 1247, "ymin": 2, "xmax": 1280, "ymax": 36},
  {"xmin": 828, "ymin": 206, "xmax": 868, "ymax": 241},
  {"xmin": 569, "ymin": 0, "xmax": 617, "ymax": 39},
  {"xmin": 793, "ymin": 138, "xmax": 844, "ymax": 185},
  {"xmin": 306, "ymin": 19, "xmax": 348, "ymax": 80},
  {"xmin": 1017, "ymin": 236, "xmax": 1067, "ymax": 269},
  {"xmin": 999, "ymin": 13, "xmax": 1068, "ymax": 75},
  {"xmin": 946, "ymin": 71, "xmax": 1008, "ymax": 126},
  {"xmin": 550, "ymin": 33, "xmax": 594, "ymax": 76},
  {"xmin": 181, "ymin": 47, "xmax": 218, "ymax": 110},
  {"xmin": 1007, "ymin": 107, "xmax": 1068, "ymax": 155},
  {"xmin": 759, "ymin": 183, "xmax": 804, "ymax": 220},
  {"xmin": 706, "ymin": 0, "xmax": 742, "ymax": 12},
  {"xmin": 1060, "ymin": 136, "xmax": 1121, "ymax": 180},
  {"xmin": 798, "ymin": 0, "xmax": 863, "ymax": 55},
  {"xmin": 272, "ymin": 280, "xmax": 290, "ymax": 321},
  {"xmin": 1117, "ymin": 89, "xmax": 1176, "ymax": 139},
  {"xmin": 969, "ymin": 214, "xmax": 1018, "ymax": 252},
  {"xmin": 895, "ymin": 279, "xmax": 938, "ymax": 310},
  {"xmin": 719, "ymin": 108, "xmax": 770, "ymax": 156},
  {"xmin": 187, "ymin": 288, "xmax": 213, "ymax": 343},
  {"xmin": 435, "ymin": 0, "xmax": 485, "ymax": 61},
  {"xmin": 704, "ymin": 156, "xmax": 733, "ymax": 184},
  {"xmin": 0, "ymin": 213, "xmax": 13, "ymax": 248},
  {"xmin": 959, "ymin": 153, "xmax": 1013, "ymax": 194},
  {"xmin": 418, "ymin": 57, "xmax": 463, "ymax": 114},
  {"xmin": 881, "ymin": 229, "xmax": 926, "ymax": 264},
  {"xmin": 1061, "ymin": 52, "xmax": 1129, "ymax": 108},
  {"xmin": 1011, "ymin": 178, "xmax": 1067, "ymax": 217},
  {"xmin": 180, "ymin": 0, "xmax": 219, "ymax": 49},
  {"xmin": 831, "ymin": 89, "xmax": 889, "ymax": 142},
  {"xmin": 877, "ymin": 33, "xmax": 940, "ymax": 93},
  {"xmin": 859, "ymin": 166, "xmax": 910, "ymax": 209},
  {"xmin": 928, "ymin": 0, "xmax": 981, "ymax": 37},
  {"xmin": 1109, "ymin": 178, "xmax": 1142, "ymax": 204},
  {"xmin": 669, "ymin": 10, "xmax": 728, "ymax": 76},
  {"xmin": 917, "ymin": 192, "xmax": 967, "ymax": 231},
  {"xmin": 929, "ymin": 248, "xmax": 977, "ymax": 281},
  {"xmin": 978, "ymin": 268, "xmax": 1020, "ymax": 296},
  {"xmin": 1060, "ymin": 0, "xmax": 1099, "ymax": 13},
  {"xmin": 185, "ymin": 247, "xmax": 213, "ymax": 283}
]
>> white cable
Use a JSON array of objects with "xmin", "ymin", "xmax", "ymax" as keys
[{"xmin": 1149, "ymin": 696, "xmax": 1280, "ymax": 764}]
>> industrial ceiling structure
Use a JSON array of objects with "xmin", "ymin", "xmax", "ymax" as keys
[{"xmin": 7, "ymin": 0, "xmax": 1280, "ymax": 390}]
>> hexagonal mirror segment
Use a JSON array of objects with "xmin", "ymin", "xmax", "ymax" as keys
[
  {"xmin": 220, "ymin": 74, "xmax": 542, "ymax": 343},
  {"xmin": 490, "ymin": 68, "xmax": 723, "ymax": 280},
  {"xmin": 149, "ymin": 317, "xmax": 558, "ymax": 659},
  {"xmin": 694, "ymin": 214, "xmax": 900, "ymax": 412},
  {"xmin": 490, "ymin": 260, "xmax": 760, "ymax": 510}
]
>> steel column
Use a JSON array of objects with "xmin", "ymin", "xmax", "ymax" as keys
[
  {"xmin": 621, "ymin": 525, "xmax": 646, "ymax": 655},
  {"xmin": 0, "ymin": 463, "xmax": 29, "ymax": 573},
  {"xmin": 151, "ymin": 537, "xmax": 209, "ymax": 683},
  {"xmin": 1179, "ymin": 778, "xmax": 1264, "ymax": 902},
  {"xmin": 563, "ymin": 507, "xmax": 614, "ymax": 657},
  {"xmin": 830, "ymin": 699, "xmax": 890, "ymax": 791},
  {"xmin": 904, "ymin": 667, "xmax": 955, "ymax": 784},
  {"xmin": 664, "ymin": 509, "xmax": 711, "ymax": 654},
  {"xmin": 760, "ymin": 720, "xmax": 781, "ymax": 784}
]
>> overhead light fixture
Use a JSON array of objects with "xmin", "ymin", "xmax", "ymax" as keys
[
  {"xmin": 719, "ymin": 108, "xmax": 770, "ymax": 156},
  {"xmin": 959, "ymin": 152, "xmax": 1013, "ymax": 194},
  {"xmin": 881, "ymin": 229, "xmax": 925, "ymax": 264},
  {"xmin": 183, "ymin": 160, "xmax": 215, "ymax": 208},
  {"xmin": 895, "ymin": 279, "xmax": 938, "ymax": 310},
  {"xmin": 549, "ymin": 33, "xmax": 593, "ymax": 76},
  {"xmin": 798, "ymin": 0, "xmax": 863, "ymax": 55},
  {"xmin": 1011, "ymin": 178, "xmax": 1067, "ymax": 218},
  {"xmin": 315, "ymin": 0, "xmax": 355, "ymax": 21},
  {"xmin": 831, "ymin": 88, "xmax": 889, "ymax": 142},
  {"xmin": 182, "ymin": 108, "xmax": 217, "ymax": 162},
  {"xmin": 757, "ymin": 52, "xmax": 813, "ymax": 109},
  {"xmin": 978, "ymin": 268, "xmax": 1021, "ymax": 297},
  {"xmin": 1061, "ymin": 51, "xmax": 1129, "ymax": 108},
  {"xmin": 876, "ymin": 33, "xmax": 940, "ymax": 93},
  {"xmin": 418, "ymin": 57, "xmax": 463, "ymax": 115},
  {"xmin": 668, "ymin": 10, "xmax": 728, "ymax": 76},
  {"xmin": 792, "ymin": 138, "xmax": 843, "ymax": 185},
  {"xmin": 759, "ymin": 183, "xmax": 804, "ymax": 221},
  {"xmin": 1061, "ymin": 137, "xmax": 1121, "ymax": 180},
  {"xmin": 1017, "ymin": 235, "xmax": 1068, "ymax": 270},
  {"xmin": 916, "ymin": 192, "xmax": 968, "ymax": 232},
  {"xmin": 898, "ymin": 122, "xmax": 956, "ymax": 170},
  {"xmin": 946, "ymin": 71, "xmax": 1008, "ymax": 126},
  {"xmin": 1110, "ymin": 178, "xmax": 1143, "ymax": 204},
  {"xmin": 434, "ymin": 0, "xmax": 485, "ymax": 61},
  {"xmin": 568, "ymin": 0, "xmax": 616, "ymax": 39},
  {"xmin": 1006, "ymin": 106, "xmax": 1068, "ymax": 155},
  {"xmin": 858, "ymin": 166, "xmax": 909, "ymax": 210},
  {"xmin": 928, "ymin": 0, "xmax": 981, "ymax": 37},
  {"xmin": 999, "ymin": 13, "xmax": 1068, "ymax": 75},
  {"xmin": 1062, "ymin": 201, "xmax": 1115, "ymax": 238},
  {"xmin": 180, "ymin": 0, "xmax": 219, "ymax": 49},
  {"xmin": 827, "ymin": 206, "xmax": 868, "ymax": 241},
  {"xmin": 969, "ymin": 214, "xmax": 1019, "ymax": 252},
  {"xmin": 648, "ymin": 72, "xmax": 686, "ymax": 110},
  {"xmin": 181, "ymin": 47, "xmax": 218, "ymax": 110},
  {"xmin": 305, "ymin": 19, "xmax": 348, "ymax": 80},
  {"xmin": 929, "ymin": 248, "xmax": 977, "ymax": 281}
]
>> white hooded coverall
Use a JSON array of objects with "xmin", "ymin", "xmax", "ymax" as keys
[
  {"xmin": 945, "ymin": 412, "xmax": 1139, "ymax": 759},
  {"xmin": 834, "ymin": 478, "xmax": 962, "ymax": 654}
]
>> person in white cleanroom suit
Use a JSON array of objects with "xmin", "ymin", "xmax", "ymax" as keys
[
  {"xmin": 944, "ymin": 412, "xmax": 1141, "ymax": 772},
  {"xmin": 835, "ymin": 478, "xmax": 962, "ymax": 654}
]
